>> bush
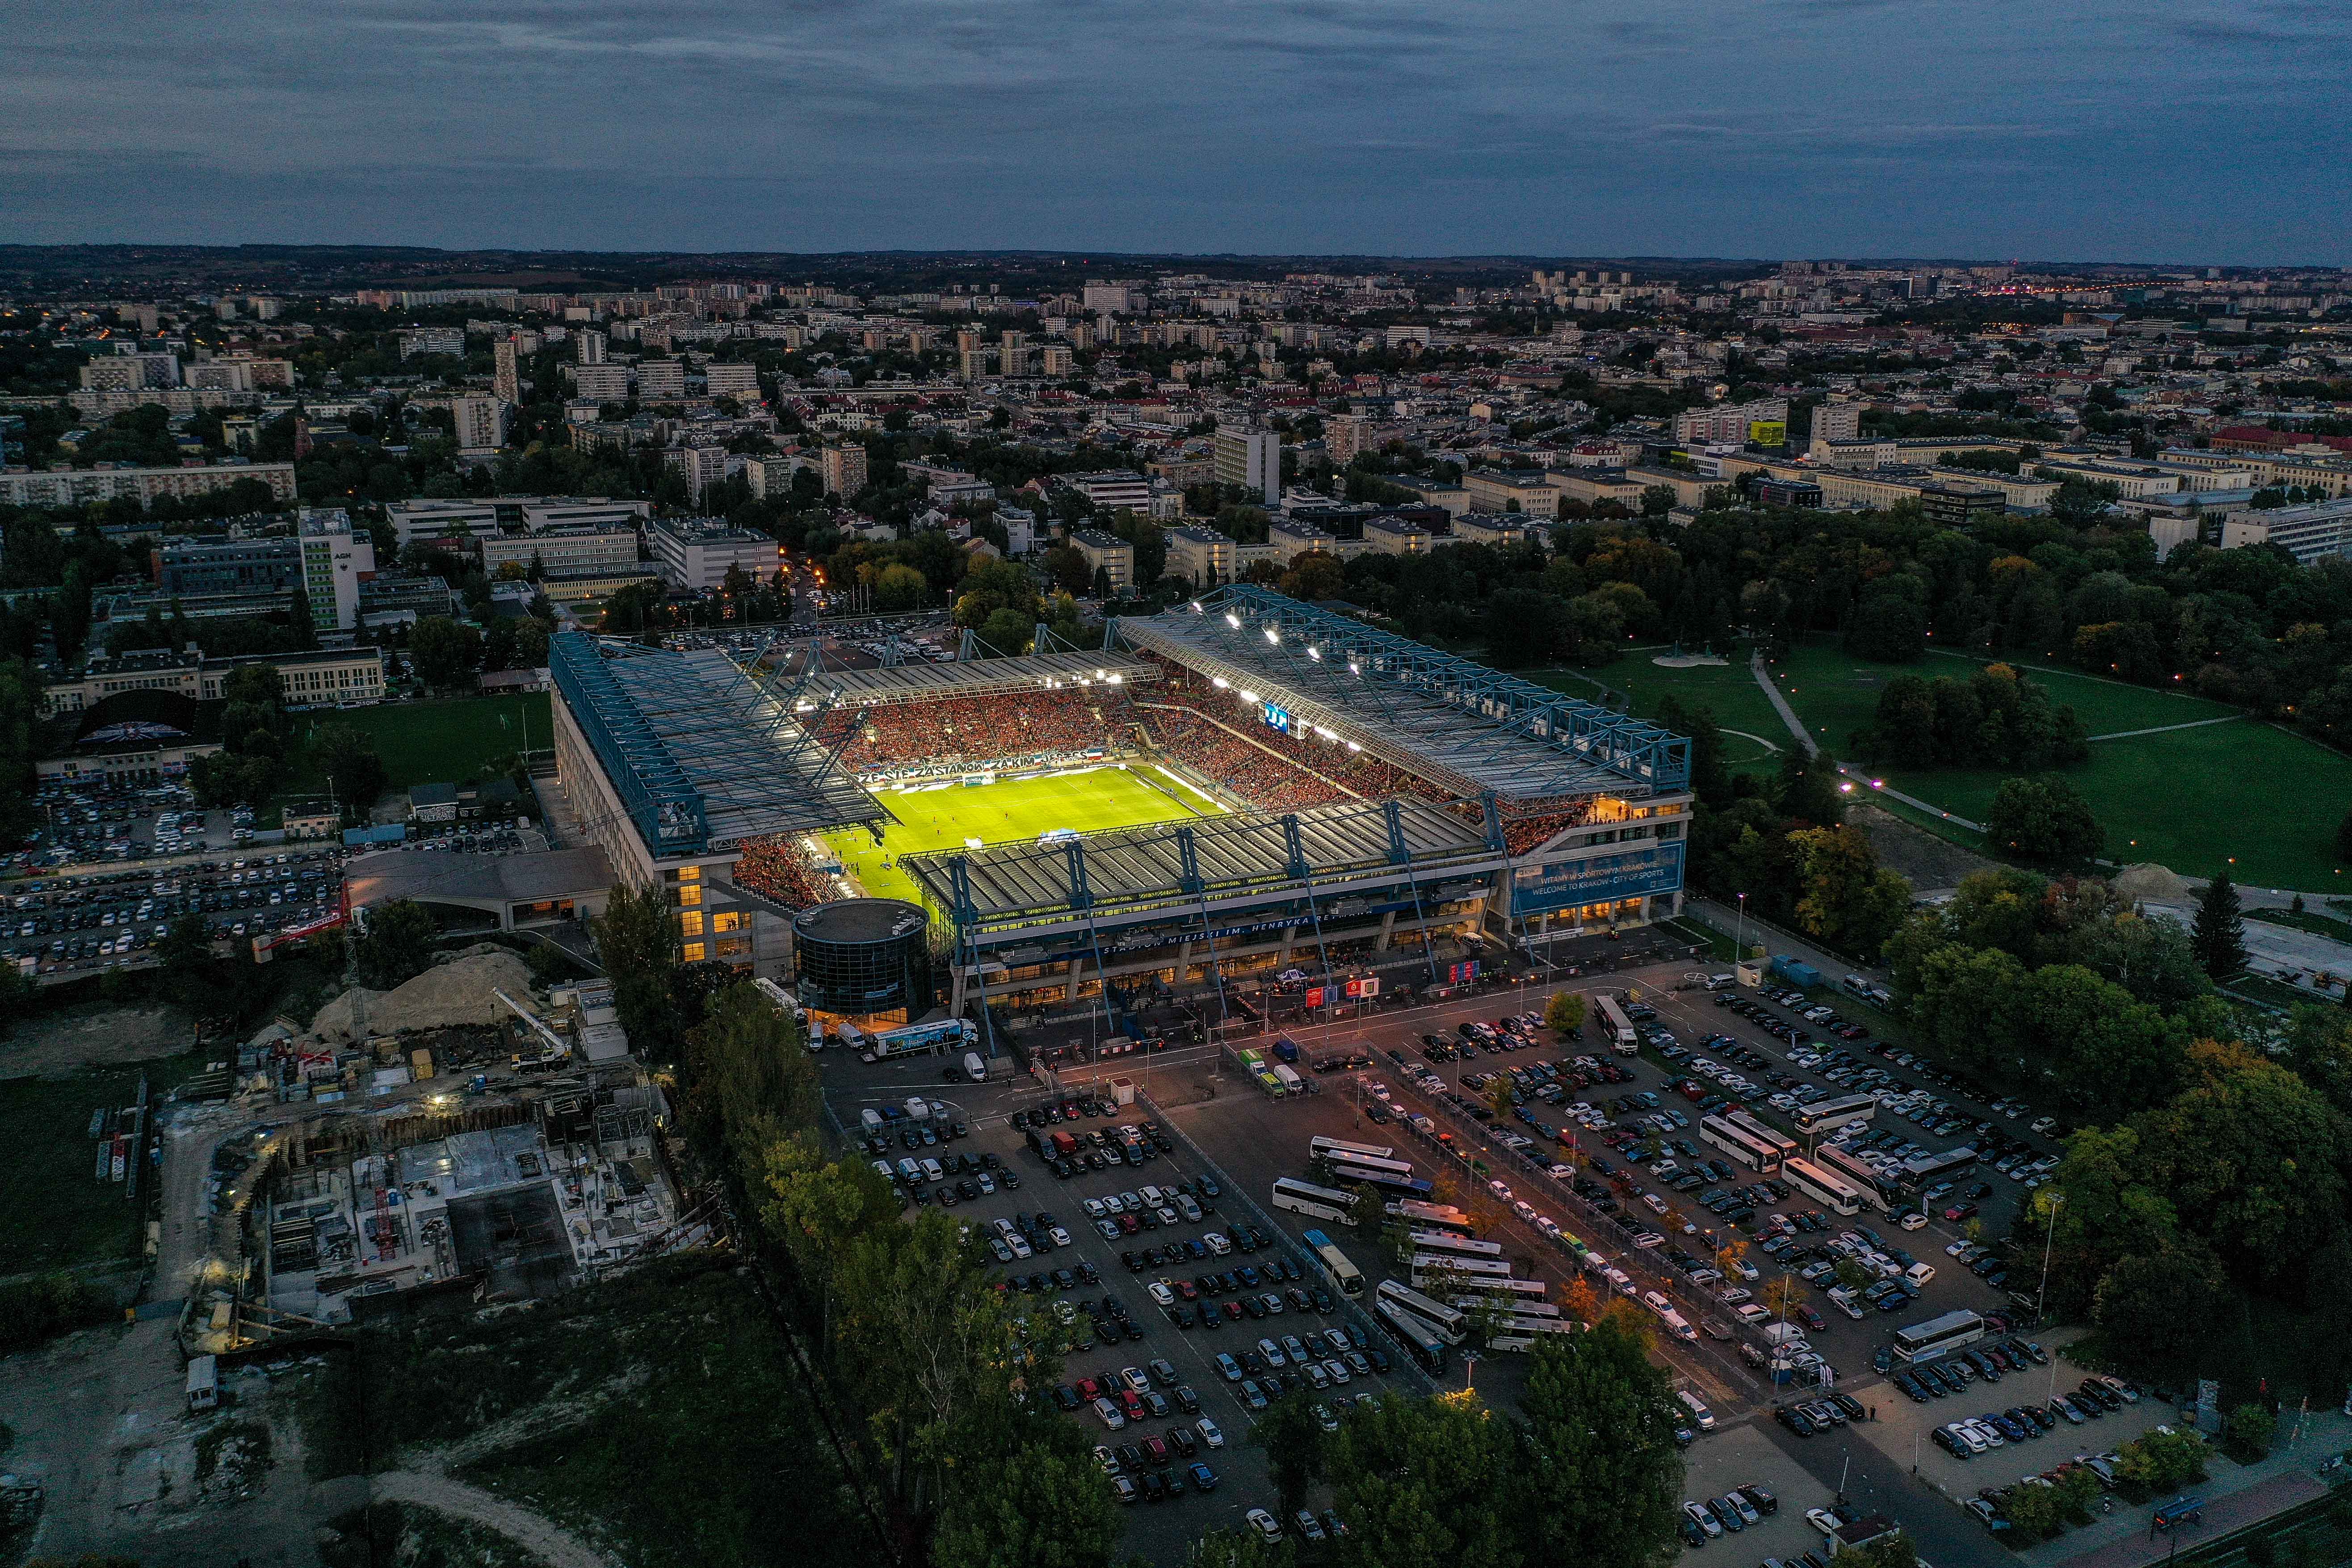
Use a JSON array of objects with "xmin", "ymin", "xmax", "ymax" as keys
[
  {"xmin": 0, "ymin": 1273, "xmax": 119, "ymax": 1353},
  {"xmin": 2223, "ymin": 1403, "xmax": 2276, "ymax": 1463},
  {"xmin": 1544, "ymin": 991, "xmax": 1587, "ymax": 1033}
]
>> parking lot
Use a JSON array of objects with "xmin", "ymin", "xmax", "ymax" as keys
[
  {"xmin": 5, "ymin": 841, "xmax": 349, "ymax": 974},
  {"xmin": 827, "ymin": 1056, "xmax": 1426, "ymax": 1561},
  {"xmin": 1675, "ymin": 1422, "xmax": 1844, "ymax": 1564}
]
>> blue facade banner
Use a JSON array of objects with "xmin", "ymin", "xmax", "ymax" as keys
[{"xmin": 1511, "ymin": 841, "xmax": 1684, "ymax": 916}]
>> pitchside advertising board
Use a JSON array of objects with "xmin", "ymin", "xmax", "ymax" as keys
[{"xmin": 1510, "ymin": 842, "xmax": 1684, "ymax": 917}]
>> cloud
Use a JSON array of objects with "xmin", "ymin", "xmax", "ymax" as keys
[{"xmin": 0, "ymin": 0, "xmax": 2347, "ymax": 259}]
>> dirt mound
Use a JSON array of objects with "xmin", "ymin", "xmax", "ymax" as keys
[
  {"xmin": 0, "ymin": 1001, "xmax": 193, "ymax": 1079},
  {"xmin": 2113, "ymin": 862, "xmax": 2189, "ymax": 904},
  {"xmin": 309, "ymin": 946, "xmax": 534, "ymax": 1042},
  {"xmin": 1849, "ymin": 803, "xmax": 1995, "ymax": 893}
]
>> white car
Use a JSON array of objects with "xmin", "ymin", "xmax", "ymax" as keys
[
  {"xmin": 1083, "ymin": 1198, "xmax": 1106, "ymax": 1219},
  {"xmin": 1197, "ymin": 1417, "xmax": 1226, "ymax": 1449},
  {"xmin": 1205, "ymin": 1232, "xmax": 1232, "ymax": 1255},
  {"xmin": 1806, "ymin": 1508, "xmax": 1842, "ymax": 1538},
  {"xmin": 1146, "ymin": 1280, "xmax": 1176, "ymax": 1307},
  {"xmin": 1487, "ymin": 1179, "xmax": 1513, "ymax": 1201},
  {"xmin": 1246, "ymin": 1509, "xmax": 1282, "ymax": 1543},
  {"xmin": 1049, "ymin": 1226, "xmax": 1073, "ymax": 1248}
]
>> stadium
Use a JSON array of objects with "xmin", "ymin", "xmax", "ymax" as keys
[{"xmin": 546, "ymin": 584, "xmax": 1692, "ymax": 1053}]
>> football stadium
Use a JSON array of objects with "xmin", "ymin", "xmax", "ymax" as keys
[{"xmin": 545, "ymin": 584, "xmax": 1693, "ymax": 1050}]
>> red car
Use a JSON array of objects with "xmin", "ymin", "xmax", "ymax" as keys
[
  {"xmin": 1944, "ymin": 1202, "xmax": 1978, "ymax": 1223},
  {"xmin": 1117, "ymin": 1389, "xmax": 1145, "ymax": 1418},
  {"xmin": 1222, "ymin": 1300, "xmax": 1245, "ymax": 1321},
  {"xmin": 1076, "ymin": 1376, "xmax": 1103, "ymax": 1400},
  {"xmin": 1174, "ymin": 1280, "xmax": 1199, "ymax": 1302},
  {"xmin": 1796, "ymin": 1304, "xmax": 1827, "ymax": 1332}
]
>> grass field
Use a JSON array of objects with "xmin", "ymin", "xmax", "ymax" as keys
[
  {"xmin": 1536, "ymin": 646, "xmax": 1789, "ymax": 771},
  {"xmin": 823, "ymin": 764, "xmax": 1222, "ymax": 904},
  {"xmin": 1771, "ymin": 644, "xmax": 2352, "ymax": 890},
  {"xmin": 278, "ymin": 693, "xmax": 553, "ymax": 799},
  {"xmin": 0, "ymin": 1053, "xmax": 201, "ymax": 1277}
]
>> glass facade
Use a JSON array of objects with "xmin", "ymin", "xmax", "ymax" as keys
[{"xmin": 794, "ymin": 899, "xmax": 933, "ymax": 1020}]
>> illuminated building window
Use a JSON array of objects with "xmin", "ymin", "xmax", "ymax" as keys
[
  {"xmin": 712, "ymin": 910, "xmax": 743, "ymax": 933},
  {"xmin": 682, "ymin": 942, "xmax": 707, "ymax": 963},
  {"xmin": 676, "ymin": 884, "xmax": 702, "ymax": 908},
  {"xmin": 680, "ymin": 910, "xmax": 705, "ymax": 937},
  {"xmin": 679, "ymin": 865, "xmax": 701, "ymax": 881}
]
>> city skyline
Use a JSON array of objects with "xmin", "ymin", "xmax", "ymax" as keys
[{"xmin": 4, "ymin": 0, "xmax": 2350, "ymax": 262}]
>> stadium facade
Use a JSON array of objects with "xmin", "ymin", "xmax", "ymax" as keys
[{"xmin": 547, "ymin": 586, "xmax": 1691, "ymax": 1036}]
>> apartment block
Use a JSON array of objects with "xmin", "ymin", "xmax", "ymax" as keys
[
  {"xmin": 1163, "ymin": 526, "xmax": 1236, "ymax": 586},
  {"xmin": 1214, "ymin": 422, "xmax": 1281, "ymax": 506},
  {"xmin": 647, "ymin": 517, "xmax": 780, "ymax": 591},
  {"xmin": 1067, "ymin": 528, "xmax": 1135, "ymax": 592},
  {"xmin": 298, "ymin": 511, "xmax": 377, "ymax": 632}
]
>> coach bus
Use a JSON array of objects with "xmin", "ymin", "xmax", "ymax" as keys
[
  {"xmin": 1814, "ymin": 1143, "xmax": 1895, "ymax": 1214},
  {"xmin": 1444, "ymin": 1275, "xmax": 1549, "ymax": 1302},
  {"xmin": 1892, "ymin": 1308, "xmax": 1986, "ymax": 1364},
  {"xmin": 867, "ymin": 1017, "xmax": 980, "ymax": 1061},
  {"xmin": 1726, "ymin": 1109, "xmax": 1796, "ymax": 1167},
  {"xmin": 1403, "ymin": 1231, "xmax": 1504, "ymax": 1261},
  {"xmin": 1781, "ymin": 1156, "xmax": 1865, "ymax": 1218},
  {"xmin": 1485, "ymin": 1315, "xmax": 1579, "ymax": 1351},
  {"xmin": 1700, "ymin": 1114, "xmax": 1790, "ymax": 1176},
  {"xmin": 1375, "ymin": 1280, "xmax": 1468, "ymax": 1344},
  {"xmin": 1791, "ymin": 1092, "xmax": 1879, "ymax": 1135},
  {"xmin": 1325, "ymin": 1162, "xmax": 1435, "ymax": 1200},
  {"xmin": 1301, "ymin": 1228, "xmax": 1367, "ymax": 1299},
  {"xmin": 1271, "ymin": 1177, "xmax": 1358, "ymax": 1225},
  {"xmin": 1594, "ymin": 993, "xmax": 1640, "ymax": 1055},
  {"xmin": 1375, "ymin": 1298, "xmax": 1453, "ymax": 1375},
  {"xmin": 1312, "ymin": 1148, "xmax": 1415, "ymax": 1182},
  {"xmin": 1384, "ymin": 1199, "xmax": 1476, "ymax": 1238},
  {"xmin": 1309, "ymin": 1135, "xmax": 1397, "ymax": 1164},
  {"xmin": 1900, "ymin": 1145, "xmax": 1979, "ymax": 1193}
]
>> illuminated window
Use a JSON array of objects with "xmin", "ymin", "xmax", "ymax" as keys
[
  {"xmin": 678, "ymin": 865, "xmax": 701, "ymax": 881},
  {"xmin": 679, "ymin": 910, "xmax": 705, "ymax": 937},
  {"xmin": 676, "ymin": 884, "xmax": 702, "ymax": 907},
  {"xmin": 682, "ymin": 942, "xmax": 707, "ymax": 963},
  {"xmin": 712, "ymin": 910, "xmax": 743, "ymax": 933},
  {"xmin": 716, "ymin": 937, "xmax": 750, "ymax": 958}
]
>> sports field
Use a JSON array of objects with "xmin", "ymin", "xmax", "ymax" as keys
[{"xmin": 822, "ymin": 765, "xmax": 1223, "ymax": 904}]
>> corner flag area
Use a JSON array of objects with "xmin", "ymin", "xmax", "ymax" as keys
[{"xmin": 821, "ymin": 765, "xmax": 1225, "ymax": 905}]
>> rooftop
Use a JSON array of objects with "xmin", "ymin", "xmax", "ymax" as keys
[{"xmin": 1114, "ymin": 585, "xmax": 1688, "ymax": 802}]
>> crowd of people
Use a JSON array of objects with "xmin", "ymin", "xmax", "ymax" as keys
[
  {"xmin": 1132, "ymin": 704, "xmax": 1357, "ymax": 813},
  {"xmin": 1503, "ymin": 808, "xmax": 1590, "ymax": 856},
  {"xmin": 805, "ymin": 689, "xmax": 1120, "ymax": 779},
  {"xmin": 733, "ymin": 834, "xmax": 836, "ymax": 910}
]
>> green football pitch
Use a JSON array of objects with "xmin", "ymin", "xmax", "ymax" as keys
[{"xmin": 821, "ymin": 765, "xmax": 1224, "ymax": 905}]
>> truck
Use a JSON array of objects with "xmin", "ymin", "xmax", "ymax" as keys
[
  {"xmin": 1769, "ymin": 955, "xmax": 1824, "ymax": 992},
  {"xmin": 1050, "ymin": 1130, "xmax": 1079, "ymax": 1159}
]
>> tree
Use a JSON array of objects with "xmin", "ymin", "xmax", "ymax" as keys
[
  {"xmin": 1191, "ymin": 1529, "xmax": 1298, "ymax": 1568},
  {"xmin": 1842, "ymin": 1534, "xmax": 1920, "ymax": 1568},
  {"xmin": 353, "ymin": 898, "xmax": 437, "ymax": 989},
  {"xmin": 1544, "ymin": 991, "xmax": 1587, "ymax": 1034},
  {"xmin": 1774, "ymin": 746, "xmax": 1843, "ymax": 827},
  {"xmin": 686, "ymin": 982, "xmax": 819, "ymax": 1176},
  {"xmin": 2000, "ymin": 1480, "xmax": 2065, "ymax": 1538},
  {"xmin": 2222, "ymin": 1403, "xmax": 2275, "ymax": 1463},
  {"xmin": 2116, "ymin": 1427, "xmax": 2209, "ymax": 1494},
  {"xmin": 1845, "ymin": 589, "xmax": 1926, "ymax": 663},
  {"xmin": 1319, "ymin": 1393, "xmax": 1514, "ymax": 1568},
  {"xmin": 1790, "ymin": 825, "xmax": 1913, "ymax": 958},
  {"xmin": 2191, "ymin": 873, "xmax": 2247, "ymax": 978},
  {"xmin": 1251, "ymin": 1391, "xmax": 1329, "ymax": 1516},
  {"xmin": 315, "ymin": 723, "xmax": 389, "ymax": 822},
  {"xmin": 408, "ymin": 615, "xmax": 485, "ymax": 690},
  {"xmin": 1514, "ymin": 1319, "xmax": 1684, "ymax": 1568},
  {"xmin": 929, "ymin": 1442, "xmax": 1121, "ymax": 1568},
  {"xmin": 592, "ymin": 879, "xmax": 683, "ymax": 1062},
  {"xmin": 2091, "ymin": 1239, "xmax": 2229, "ymax": 1379},
  {"xmin": 2337, "ymin": 807, "xmax": 2352, "ymax": 864},
  {"xmin": 1984, "ymin": 776, "xmax": 2104, "ymax": 865}
]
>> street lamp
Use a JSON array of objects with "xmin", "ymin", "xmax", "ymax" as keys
[{"xmin": 1735, "ymin": 892, "xmax": 1748, "ymax": 962}]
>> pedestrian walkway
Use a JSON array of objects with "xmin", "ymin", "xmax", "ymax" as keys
[
  {"xmin": 1752, "ymin": 650, "xmax": 1818, "ymax": 757},
  {"xmin": 1833, "ymin": 765, "xmax": 1985, "ymax": 833},
  {"xmin": 2087, "ymin": 714, "xmax": 2243, "ymax": 742}
]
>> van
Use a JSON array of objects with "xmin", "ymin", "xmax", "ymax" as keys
[
  {"xmin": 897, "ymin": 1158, "xmax": 922, "ymax": 1185},
  {"xmin": 920, "ymin": 1158, "xmax": 945, "ymax": 1183},
  {"xmin": 186, "ymin": 1354, "xmax": 218, "ymax": 1411},
  {"xmin": 963, "ymin": 1051, "xmax": 988, "ymax": 1084},
  {"xmin": 1678, "ymin": 1389, "xmax": 1717, "ymax": 1431},
  {"xmin": 861, "ymin": 1108, "xmax": 884, "ymax": 1135},
  {"xmin": 1904, "ymin": 1262, "xmax": 1936, "ymax": 1289}
]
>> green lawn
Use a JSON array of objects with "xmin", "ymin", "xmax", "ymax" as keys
[
  {"xmin": 0, "ymin": 1054, "xmax": 201, "ymax": 1276},
  {"xmin": 822, "ymin": 764, "xmax": 1221, "ymax": 904},
  {"xmin": 1536, "ymin": 645, "xmax": 1789, "ymax": 771},
  {"xmin": 279, "ymin": 694, "xmax": 552, "ymax": 798},
  {"xmin": 1773, "ymin": 645, "xmax": 2352, "ymax": 889}
]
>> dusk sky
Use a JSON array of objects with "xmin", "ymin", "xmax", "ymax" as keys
[{"xmin": 5, "ymin": 0, "xmax": 2349, "ymax": 261}]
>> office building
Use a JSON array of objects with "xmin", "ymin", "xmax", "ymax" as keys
[
  {"xmin": 2219, "ymin": 498, "xmax": 2352, "ymax": 564},
  {"xmin": 298, "ymin": 511, "xmax": 377, "ymax": 632},
  {"xmin": 1918, "ymin": 481, "xmax": 2008, "ymax": 529},
  {"xmin": 1060, "ymin": 470, "xmax": 1152, "ymax": 511},
  {"xmin": 648, "ymin": 517, "xmax": 780, "ymax": 591},
  {"xmin": 481, "ymin": 525, "xmax": 641, "ymax": 580},
  {"xmin": 42, "ymin": 646, "xmax": 389, "ymax": 718},
  {"xmin": 1214, "ymin": 422, "xmax": 1282, "ymax": 506},
  {"xmin": 155, "ymin": 536, "xmax": 302, "ymax": 597},
  {"xmin": 1465, "ymin": 469, "xmax": 1562, "ymax": 517}
]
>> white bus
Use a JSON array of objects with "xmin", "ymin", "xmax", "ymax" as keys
[
  {"xmin": 1486, "ymin": 1316, "xmax": 1579, "ymax": 1351},
  {"xmin": 1384, "ymin": 1199, "xmax": 1476, "ymax": 1238},
  {"xmin": 1479, "ymin": 1298, "xmax": 1564, "ymax": 1319},
  {"xmin": 1309, "ymin": 1135, "xmax": 1397, "ymax": 1164},
  {"xmin": 1700, "ymin": 1114, "xmax": 1789, "ymax": 1176},
  {"xmin": 1792, "ymin": 1092, "xmax": 1878, "ymax": 1135},
  {"xmin": 1411, "ymin": 1253, "xmax": 1513, "ymax": 1281},
  {"xmin": 1327, "ymin": 1162, "xmax": 1435, "ymax": 1199},
  {"xmin": 1814, "ymin": 1143, "xmax": 1895, "ymax": 1214},
  {"xmin": 1444, "ymin": 1276, "xmax": 1549, "ymax": 1301},
  {"xmin": 1375, "ymin": 1297, "xmax": 1454, "ymax": 1373},
  {"xmin": 1313, "ymin": 1149, "xmax": 1416, "ymax": 1182},
  {"xmin": 1782, "ymin": 1156, "xmax": 1864, "ymax": 1218},
  {"xmin": 1900, "ymin": 1145, "xmax": 1979, "ymax": 1193},
  {"xmin": 1403, "ymin": 1231, "xmax": 1504, "ymax": 1261},
  {"xmin": 1726, "ymin": 1109, "xmax": 1796, "ymax": 1166},
  {"xmin": 1594, "ymin": 993, "xmax": 1640, "ymax": 1055},
  {"xmin": 1892, "ymin": 1308, "xmax": 1986, "ymax": 1364},
  {"xmin": 1301, "ymin": 1228, "xmax": 1366, "ymax": 1299},
  {"xmin": 1375, "ymin": 1279, "xmax": 1468, "ymax": 1344},
  {"xmin": 1271, "ymin": 1177, "xmax": 1359, "ymax": 1225}
]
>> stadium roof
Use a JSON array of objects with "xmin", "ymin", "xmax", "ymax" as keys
[
  {"xmin": 903, "ymin": 796, "xmax": 1491, "ymax": 929},
  {"xmin": 816, "ymin": 651, "xmax": 1160, "ymax": 710},
  {"xmin": 550, "ymin": 631, "xmax": 886, "ymax": 856},
  {"xmin": 1113, "ymin": 585, "xmax": 1688, "ymax": 803}
]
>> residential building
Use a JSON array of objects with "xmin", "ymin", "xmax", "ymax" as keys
[
  {"xmin": 450, "ymin": 395, "xmax": 505, "ymax": 453},
  {"xmin": 0, "ymin": 462, "xmax": 296, "ymax": 508},
  {"xmin": 664, "ymin": 445, "xmax": 733, "ymax": 497},
  {"xmin": 1214, "ymin": 421, "xmax": 1282, "ymax": 506},
  {"xmin": 1266, "ymin": 520, "xmax": 1339, "ymax": 562},
  {"xmin": 1673, "ymin": 397, "xmax": 1789, "ymax": 446},
  {"xmin": 78, "ymin": 350, "xmax": 181, "ymax": 391},
  {"xmin": 1546, "ymin": 468, "xmax": 1646, "ymax": 512},
  {"xmin": 1360, "ymin": 517, "xmax": 1430, "ymax": 556},
  {"xmin": 647, "ymin": 517, "xmax": 780, "ymax": 591},
  {"xmin": 493, "ymin": 337, "xmax": 521, "ymax": 405},
  {"xmin": 577, "ymin": 329, "xmax": 608, "ymax": 365},
  {"xmin": 995, "ymin": 505, "xmax": 1037, "ymax": 555},
  {"xmin": 1448, "ymin": 513, "xmax": 1530, "ymax": 548},
  {"xmin": 635, "ymin": 358, "xmax": 687, "ymax": 401},
  {"xmin": 570, "ymin": 363, "xmax": 631, "ymax": 402},
  {"xmin": 1067, "ymin": 528, "xmax": 1135, "ymax": 592},
  {"xmin": 819, "ymin": 444, "xmax": 869, "ymax": 497},
  {"xmin": 2219, "ymin": 498, "xmax": 2352, "ymax": 564},
  {"xmin": 1163, "ymin": 526, "xmax": 1236, "ymax": 586},
  {"xmin": 298, "ymin": 511, "xmax": 376, "ymax": 632},
  {"xmin": 703, "ymin": 362, "xmax": 760, "ymax": 399},
  {"xmin": 1809, "ymin": 396, "xmax": 1863, "ymax": 450},
  {"xmin": 399, "ymin": 327, "xmax": 466, "ymax": 359}
]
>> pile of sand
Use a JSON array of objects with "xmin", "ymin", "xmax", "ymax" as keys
[
  {"xmin": 308, "ymin": 945, "xmax": 535, "ymax": 1042},
  {"xmin": 2113, "ymin": 862, "xmax": 2190, "ymax": 904}
]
